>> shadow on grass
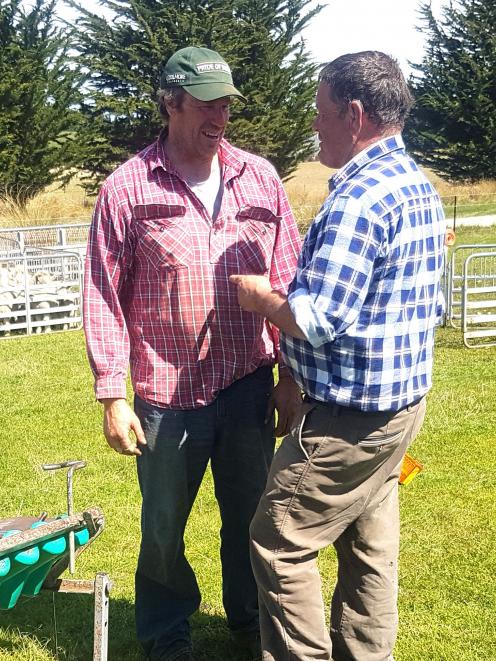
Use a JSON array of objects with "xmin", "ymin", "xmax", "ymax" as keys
[{"xmin": 0, "ymin": 592, "xmax": 256, "ymax": 660}]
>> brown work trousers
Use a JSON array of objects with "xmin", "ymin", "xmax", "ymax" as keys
[{"xmin": 250, "ymin": 396, "xmax": 426, "ymax": 661}]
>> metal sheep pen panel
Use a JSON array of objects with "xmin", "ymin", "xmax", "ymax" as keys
[
  {"xmin": 462, "ymin": 251, "xmax": 496, "ymax": 348},
  {"xmin": 445, "ymin": 243, "xmax": 496, "ymax": 329},
  {"xmin": 0, "ymin": 241, "xmax": 83, "ymax": 338}
]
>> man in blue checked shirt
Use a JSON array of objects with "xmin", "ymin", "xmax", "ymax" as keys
[{"xmin": 231, "ymin": 51, "xmax": 446, "ymax": 661}]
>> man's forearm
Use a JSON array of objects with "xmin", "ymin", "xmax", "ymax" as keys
[
  {"xmin": 265, "ymin": 293, "xmax": 307, "ymax": 339},
  {"xmin": 229, "ymin": 274, "xmax": 306, "ymax": 339},
  {"xmin": 254, "ymin": 289, "xmax": 306, "ymax": 340}
]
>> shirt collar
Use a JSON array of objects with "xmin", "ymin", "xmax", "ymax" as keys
[
  {"xmin": 149, "ymin": 129, "xmax": 245, "ymax": 181},
  {"xmin": 329, "ymin": 134, "xmax": 405, "ymax": 192}
]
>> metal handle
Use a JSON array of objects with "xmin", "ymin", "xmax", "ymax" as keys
[
  {"xmin": 42, "ymin": 460, "xmax": 87, "ymax": 472},
  {"xmin": 41, "ymin": 460, "xmax": 87, "ymax": 573}
]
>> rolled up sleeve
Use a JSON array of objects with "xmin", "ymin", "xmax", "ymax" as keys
[{"xmin": 288, "ymin": 195, "xmax": 385, "ymax": 348}]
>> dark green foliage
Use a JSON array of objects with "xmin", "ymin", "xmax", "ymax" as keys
[
  {"xmin": 0, "ymin": 0, "xmax": 83, "ymax": 207},
  {"xmin": 405, "ymin": 0, "xmax": 496, "ymax": 182},
  {"xmin": 68, "ymin": 0, "xmax": 322, "ymax": 193}
]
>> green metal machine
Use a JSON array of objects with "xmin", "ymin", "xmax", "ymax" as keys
[{"xmin": 0, "ymin": 461, "xmax": 111, "ymax": 660}]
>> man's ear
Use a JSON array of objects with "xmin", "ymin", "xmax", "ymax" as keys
[
  {"xmin": 165, "ymin": 99, "xmax": 179, "ymax": 118},
  {"xmin": 165, "ymin": 103, "xmax": 175, "ymax": 117},
  {"xmin": 348, "ymin": 99, "xmax": 363, "ymax": 140}
]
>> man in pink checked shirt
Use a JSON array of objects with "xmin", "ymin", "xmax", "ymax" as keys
[{"xmin": 83, "ymin": 46, "xmax": 302, "ymax": 661}]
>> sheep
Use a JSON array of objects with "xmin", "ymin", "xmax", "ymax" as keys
[
  {"xmin": 55, "ymin": 286, "xmax": 80, "ymax": 330},
  {"xmin": 0, "ymin": 263, "xmax": 80, "ymax": 336},
  {"xmin": 30, "ymin": 271, "xmax": 58, "ymax": 333},
  {"xmin": 0, "ymin": 267, "xmax": 14, "ymax": 336},
  {"xmin": 30, "ymin": 270, "xmax": 80, "ymax": 333},
  {"xmin": 0, "ymin": 264, "xmax": 24, "ymax": 335}
]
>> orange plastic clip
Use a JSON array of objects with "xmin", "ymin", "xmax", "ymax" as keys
[{"xmin": 399, "ymin": 453, "xmax": 423, "ymax": 485}]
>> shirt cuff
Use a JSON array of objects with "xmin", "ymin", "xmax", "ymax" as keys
[
  {"xmin": 288, "ymin": 289, "xmax": 336, "ymax": 348},
  {"xmin": 94, "ymin": 377, "xmax": 128, "ymax": 401}
]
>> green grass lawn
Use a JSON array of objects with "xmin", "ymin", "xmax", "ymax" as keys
[
  {"xmin": 449, "ymin": 225, "xmax": 496, "ymax": 247},
  {"xmin": 443, "ymin": 200, "xmax": 496, "ymax": 219},
  {"xmin": 0, "ymin": 324, "xmax": 495, "ymax": 660}
]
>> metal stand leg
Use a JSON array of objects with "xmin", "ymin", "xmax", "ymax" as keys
[
  {"xmin": 93, "ymin": 572, "xmax": 111, "ymax": 661},
  {"xmin": 43, "ymin": 572, "xmax": 112, "ymax": 661}
]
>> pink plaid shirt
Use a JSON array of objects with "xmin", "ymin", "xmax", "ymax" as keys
[{"xmin": 84, "ymin": 135, "xmax": 301, "ymax": 409}]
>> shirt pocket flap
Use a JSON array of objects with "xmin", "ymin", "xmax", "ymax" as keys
[
  {"xmin": 132, "ymin": 203, "xmax": 186, "ymax": 222},
  {"xmin": 236, "ymin": 205, "xmax": 281, "ymax": 224}
]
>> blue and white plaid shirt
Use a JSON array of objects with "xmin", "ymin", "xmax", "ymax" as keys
[{"xmin": 281, "ymin": 135, "xmax": 446, "ymax": 411}]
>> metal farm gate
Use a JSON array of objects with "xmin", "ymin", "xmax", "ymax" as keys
[
  {"xmin": 1, "ymin": 223, "xmax": 495, "ymax": 347},
  {"xmin": 461, "ymin": 251, "xmax": 496, "ymax": 348},
  {"xmin": 444, "ymin": 243, "xmax": 496, "ymax": 329},
  {"xmin": 0, "ymin": 236, "xmax": 83, "ymax": 338}
]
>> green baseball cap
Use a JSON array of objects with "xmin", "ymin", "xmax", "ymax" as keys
[{"xmin": 160, "ymin": 46, "xmax": 246, "ymax": 102}]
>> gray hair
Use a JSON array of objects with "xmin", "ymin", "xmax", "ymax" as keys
[
  {"xmin": 319, "ymin": 51, "xmax": 414, "ymax": 130},
  {"xmin": 157, "ymin": 87, "xmax": 185, "ymax": 123}
]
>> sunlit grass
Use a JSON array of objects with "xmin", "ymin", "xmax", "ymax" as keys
[{"xmin": 0, "ymin": 318, "xmax": 495, "ymax": 659}]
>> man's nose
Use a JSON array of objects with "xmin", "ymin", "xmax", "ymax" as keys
[{"xmin": 211, "ymin": 106, "xmax": 229, "ymax": 126}]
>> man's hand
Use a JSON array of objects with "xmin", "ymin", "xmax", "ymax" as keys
[
  {"xmin": 100, "ymin": 398, "xmax": 147, "ymax": 456},
  {"xmin": 266, "ymin": 373, "xmax": 303, "ymax": 437},
  {"xmin": 229, "ymin": 274, "xmax": 272, "ymax": 313}
]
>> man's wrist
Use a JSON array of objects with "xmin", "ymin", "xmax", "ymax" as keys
[
  {"xmin": 278, "ymin": 364, "xmax": 292, "ymax": 379},
  {"xmin": 259, "ymin": 287, "xmax": 285, "ymax": 319},
  {"xmin": 99, "ymin": 397, "xmax": 127, "ymax": 410}
]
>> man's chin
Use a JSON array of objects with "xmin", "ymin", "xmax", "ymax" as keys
[
  {"xmin": 318, "ymin": 151, "xmax": 332, "ymax": 169},
  {"xmin": 203, "ymin": 139, "xmax": 221, "ymax": 156}
]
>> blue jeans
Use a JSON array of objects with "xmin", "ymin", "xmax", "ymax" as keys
[{"xmin": 134, "ymin": 366, "xmax": 275, "ymax": 660}]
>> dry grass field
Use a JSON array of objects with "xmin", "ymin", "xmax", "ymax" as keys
[
  {"xmin": 1, "ymin": 161, "xmax": 496, "ymax": 231},
  {"xmin": 0, "ymin": 178, "xmax": 91, "ymax": 228},
  {"xmin": 285, "ymin": 161, "xmax": 496, "ymax": 231},
  {"xmin": 286, "ymin": 160, "xmax": 496, "ymax": 200}
]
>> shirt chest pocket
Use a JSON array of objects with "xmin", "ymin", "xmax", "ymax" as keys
[
  {"xmin": 133, "ymin": 204, "xmax": 191, "ymax": 270},
  {"xmin": 235, "ymin": 205, "xmax": 280, "ymax": 274}
]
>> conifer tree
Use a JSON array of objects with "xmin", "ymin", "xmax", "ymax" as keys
[
  {"xmin": 68, "ymin": 0, "xmax": 322, "ymax": 192},
  {"xmin": 405, "ymin": 0, "xmax": 496, "ymax": 181},
  {"xmin": 0, "ymin": 0, "xmax": 83, "ymax": 207}
]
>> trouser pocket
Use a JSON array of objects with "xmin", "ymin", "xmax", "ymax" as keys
[
  {"xmin": 295, "ymin": 401, "xmax": 318, "ymax": 460},
  {"xmin": 357, "ymin": 429, "xmax": 403, "ymax": 448}
]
